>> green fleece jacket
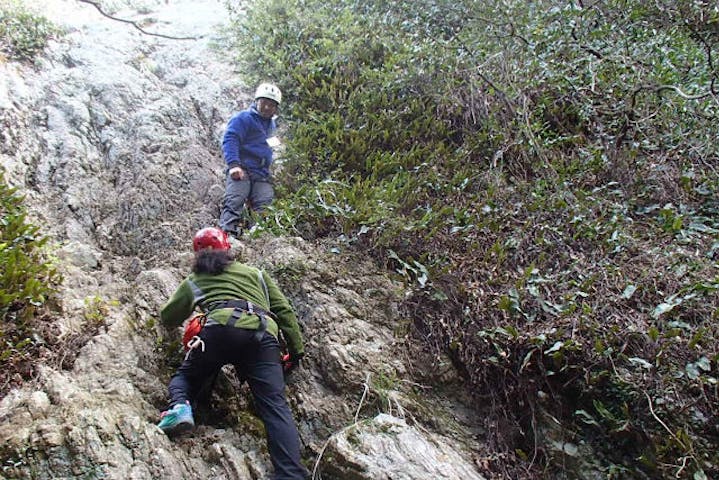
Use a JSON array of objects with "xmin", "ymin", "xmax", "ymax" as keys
[{"xmin": 160, "ymin": 262, "xmax": 304, "ymax": 355}]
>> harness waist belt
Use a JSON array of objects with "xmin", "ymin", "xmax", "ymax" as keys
[
  {"xmin": 206, "ymin": 299, "xmax": 277, "ymax": 320},
  {"xmin": 205, "ymin": 299, "xmax": 276, "ymax": 342}
]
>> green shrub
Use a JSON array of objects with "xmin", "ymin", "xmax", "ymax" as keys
[
  {"xmin": 0, "ymin": 0, "xmax": 58, "ymax": 61},
  {"xmin": 228, "ymin": 0, "xmax": 719, "ymax": 477},
  {"xmin": 1, "ymin": 171, "xmax": 61, "ymax": 323}
]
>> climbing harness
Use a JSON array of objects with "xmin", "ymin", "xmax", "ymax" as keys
[
  {"xmin": 182, "ymin": 268, "xmax": 276, "ymax": 352},
  {"xmin": 184, "ymin": 334, "xmax": 205, "ymax": 361},
  {"xmin": 182, "ymin": 312, "xmax": 207, "ymax": 360},
  {"xmin": 205, "ymin": 298, "xmax": 276, "ymax": 342},
  {"xmin": 182, "ymin": 314, "xmax": 206, "ymax": 349}
]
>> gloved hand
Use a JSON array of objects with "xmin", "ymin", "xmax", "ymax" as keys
[
  {"xmin": 229, "ymin": 166, "xmax": 245, "ymax": 180},
  {"xmin": 282, "ymin": 352, "xmax": 304, "ymax": 375}
]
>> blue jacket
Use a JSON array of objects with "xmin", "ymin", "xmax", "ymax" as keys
[{"xmin": 221, "ymin": 104, "xmax": 276, "ymax": 178}]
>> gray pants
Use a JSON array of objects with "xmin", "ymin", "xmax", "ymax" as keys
[{"xmin": 219, "ymin": 173, "xmax": 274, "ymax": 235}]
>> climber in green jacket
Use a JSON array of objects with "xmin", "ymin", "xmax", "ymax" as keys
[{"xmin": 157, "ymin": 227, "xmax": 308, "ymax": 480}]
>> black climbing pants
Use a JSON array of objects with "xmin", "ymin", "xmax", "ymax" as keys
[{"xmin": 168, "ymin": 325, "xmax": 307, "ymax": 480}]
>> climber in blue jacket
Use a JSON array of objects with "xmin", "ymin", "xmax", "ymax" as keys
[{"xmin": 219, "ymin": 82, "xmax": 282, "ymax": 237}]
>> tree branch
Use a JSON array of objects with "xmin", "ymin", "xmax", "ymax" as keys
[
  {"xmin": 76, "ymin": 0, "xmax": 199, "ymax": 41},
  {"xmin": 654, "ymin": 84, "xmax": 714, "ymax": 101},
  {"xmin": 685, "ymin": 23, "xmax": 718, "ymax": 95}
]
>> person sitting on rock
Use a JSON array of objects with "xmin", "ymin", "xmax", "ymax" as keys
[
  {"xmin": 219, "ymin": 82, "xmax": 282, "ymax": 237},
  {"xmin": 157, "ymin": 227, "xmax": 307, "ymax": 480}
]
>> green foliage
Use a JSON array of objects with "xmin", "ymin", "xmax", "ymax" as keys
[
  {"xmin": 0, "ymin": 0, "xmax": 58, "ymax": 61},
  {"xmin": 368, "ymin": 370, "xmax": 402, "ymax": 413},
  {"xmin": 0, "ymin": 173, "xmax": 61, "ymax": 321},
  {"xmin": 82, "ymin": 296, "xmax": 118, "ymax": 326},
  {"xmin": 1, "ymin": 172, "xmax": 62, "ymax": 396},
  {"xmin": 227, "ymin": 0, "xmax": 719, "ymax": 477}
]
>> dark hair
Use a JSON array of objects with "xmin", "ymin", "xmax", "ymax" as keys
[{"xmin": 192, "ymin": 249, "xmax": 233, "ymax": 275}]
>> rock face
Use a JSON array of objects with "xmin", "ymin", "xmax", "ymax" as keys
[
  {"xmin": 323, "ymin": 414, "xmax": 486, "ymax": 480},
  {"xmin": 0, "ymin": 1, "xmax": 484, "ymax": 479}
]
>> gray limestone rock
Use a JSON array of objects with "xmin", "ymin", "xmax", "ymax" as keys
[{"xmin": 0, "ymin": 1, "xmax": 485, "ymax": 479}]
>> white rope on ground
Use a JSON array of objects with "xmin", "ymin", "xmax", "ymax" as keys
[{"xmin": 311, "ymin": 372, "xmax": 372, "ymax": 480}]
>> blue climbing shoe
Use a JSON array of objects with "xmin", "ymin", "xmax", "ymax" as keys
[{"xmin": 157, "ymin": 402, "xmax": 195, "ymax": 436}]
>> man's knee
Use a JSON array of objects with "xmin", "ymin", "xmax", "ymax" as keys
[{"xmin": 251, "ymin": 183, "xmax": 274, "ymax": 210}]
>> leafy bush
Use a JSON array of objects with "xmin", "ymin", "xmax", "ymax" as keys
[
  {"xmin": 1, "ymin": 172, "xmax": 62, "ymax": 392},
  {"xmin": 228, "ymin": 0, "xmax": 719, "ymax": 477},
  {"xmin": 0, "ymin": 173, "xmax": 60, "ymax": 318},
  {"xmin": 0, "ymin": 0, "xmax": 58, "ymax": 61}
]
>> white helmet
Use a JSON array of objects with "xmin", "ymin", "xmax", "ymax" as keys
[{"xmin": 255, "ymin": 83, "xmax": 282, "ymax": 105}]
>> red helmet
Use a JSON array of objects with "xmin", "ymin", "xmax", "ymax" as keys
[{"xmin": 193, "ymin": 227, "xmax": 231, "ymax": 252}]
